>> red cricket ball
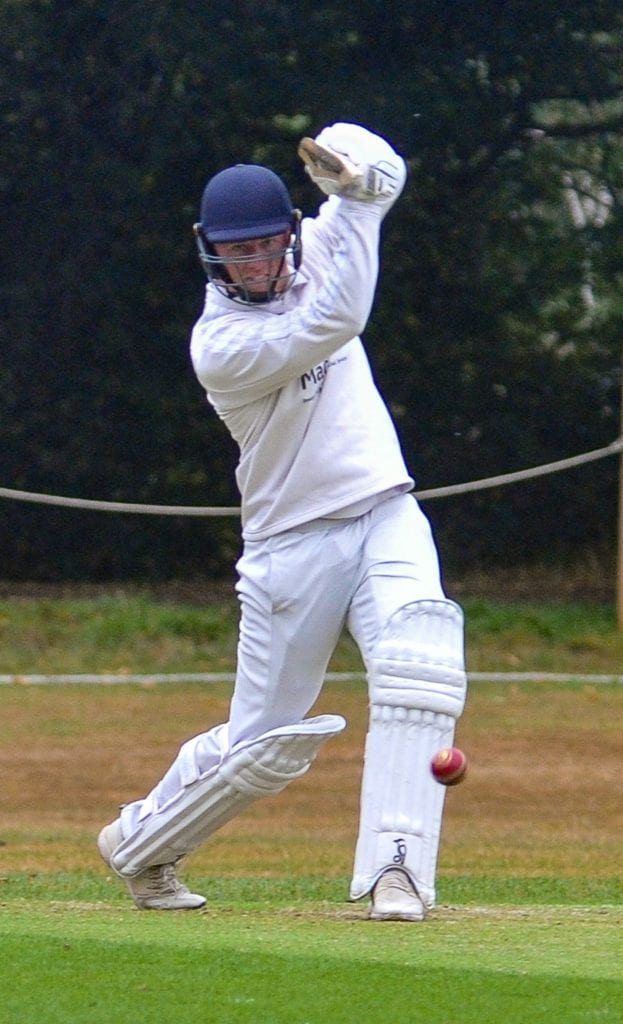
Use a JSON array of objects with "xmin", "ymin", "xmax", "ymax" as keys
[{"xmin": 431, "ymin": 746, "xmax": 468, "ymax": 786}]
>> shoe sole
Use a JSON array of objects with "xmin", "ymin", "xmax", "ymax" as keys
[
  {"xmin": 369, "ymin": 908, "xmax": 426, "ymax": 921},
  {"xmin": 97, "ymin": 821, "xmax": 122, "ymax": 870}
]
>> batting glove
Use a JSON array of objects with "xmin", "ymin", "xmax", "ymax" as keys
[{"xmin": 298, "ymin": 122, "xmax": 406, "ymax": 204}]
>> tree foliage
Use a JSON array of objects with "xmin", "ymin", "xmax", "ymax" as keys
[{"xmin": 1, "ymin": 1, "xmax": 623, "ymax": 579}]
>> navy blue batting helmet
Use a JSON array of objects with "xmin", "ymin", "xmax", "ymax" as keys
[
  {"xmin": 193, "ymin": 163, "xmax": 302, "ymax": 303},
  {"xmin": 199, "ymin": 164, "xmax": 296, "ymax": 242}
]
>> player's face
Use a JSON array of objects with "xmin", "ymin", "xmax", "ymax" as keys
[{"xmin": 213, "ymin": 231, "xmax": 291, "ymax": 301}]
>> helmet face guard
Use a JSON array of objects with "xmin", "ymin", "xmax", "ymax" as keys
[
  {"xmin": 193, "ymin": 213, "xmax": 302, "ymax": 304},
  {"xmin": 194, "ymin": 164, "xmax": 303, "ymax": 304}
]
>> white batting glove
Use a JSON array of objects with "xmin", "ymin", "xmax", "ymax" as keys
[{"xmin": 298, "ymin": 122, "xmax": 406, "ymax": 204}]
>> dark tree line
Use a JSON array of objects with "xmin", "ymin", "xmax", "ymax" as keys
[{"xmin": 1, "ymin": 1, "xmax": 623, "ymax": 581}]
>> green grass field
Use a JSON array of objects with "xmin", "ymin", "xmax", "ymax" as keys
[
  {"xmin": 1, "ymin": 875, "xmax": 621, "ymax": 1023},
  {"xmin": 2, "ymin": 588, "xmax": 623, "ymax": 675},
  {"xmin": 0, "ymin": 591, "xmax": 622, "ymax": 1022}
]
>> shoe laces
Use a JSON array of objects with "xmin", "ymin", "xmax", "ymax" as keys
[
  {"xmin": 139, "ymin": 862, "xmax": 189, "ymax": 898},
  {"xmin": 377, "ymin": 868, "xmax": 416, "ymax": 898}
]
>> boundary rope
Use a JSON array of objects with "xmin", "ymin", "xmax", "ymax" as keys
[
  {"xmin": 1, "ymin": 671, "xmax": 622, "ymax": 685},
  {"xmin": 0, "ymin": 437, "xmax": 621, "ymax": 516}
]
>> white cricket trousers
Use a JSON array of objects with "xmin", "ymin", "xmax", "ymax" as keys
[{"xmin": 123, "ymin": 494, "xmax": 446, "ymax": 830}]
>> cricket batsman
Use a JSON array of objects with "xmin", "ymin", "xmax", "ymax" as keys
[{"xmin": 98, "ymin": 122, "xmax": 468, "ymax": 920}]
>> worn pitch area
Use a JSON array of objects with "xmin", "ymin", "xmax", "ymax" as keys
[{"xmin": 0, "ymin": 680, "xmax": 620, "ymax": 882}]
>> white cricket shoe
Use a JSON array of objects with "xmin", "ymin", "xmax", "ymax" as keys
[
  {"xmin": 97, "ymin": 819, "xmax": 206, "ymax": 911},
  {"xmin": 368, "ymin": 867, "xmax": 427, "ymax": 921}
]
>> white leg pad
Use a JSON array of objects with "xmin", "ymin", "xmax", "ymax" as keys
[
  {"xmin": 111, "ymin": 714, "xmax": 346, "ymax": 877},
  {"xmin": 351, "ymin": 599, "xmax": 466, "ymax": 906},
  {"xmin": 351, "ymin": 705, "xmax": 456, "ymax": 906}
]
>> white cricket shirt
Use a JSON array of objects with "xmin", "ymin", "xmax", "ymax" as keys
[{"xmin": 190, "ymin": 195, "xmax": 414, "ymax": 540}]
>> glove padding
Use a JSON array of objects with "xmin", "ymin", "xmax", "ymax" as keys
[{"xmin": 298, "ymin": 122, "xmax": 406, "ymax": 205}]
